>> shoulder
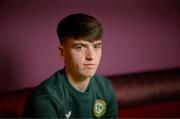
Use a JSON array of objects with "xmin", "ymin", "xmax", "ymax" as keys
[
  {"xmin": 92, "ymin": 74, "xmax": 114, "ymax": 96},
  {"xmin": 29, "ymin": 69, "xmax": 65, "ymax": 100},
  {"xmin": 93, "ymin": 74, "xmax": 116, "ymax": 95},
  {"xmin": 24, "ymin": 69, "xmax": 66, "ymax": 113},
  {"xmin": 93, "ymin": 74, "xmax": 112, "ymax": 87}
]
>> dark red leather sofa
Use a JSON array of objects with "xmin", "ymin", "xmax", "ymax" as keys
[
  {"xmin": 108, "ymin": 68, "xmax": 180, "ymax": 118},
  {"xmin": 0, "ymin": 68, "xmax": 180, "ymax": 118}
]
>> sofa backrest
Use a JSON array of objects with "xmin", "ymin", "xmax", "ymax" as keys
[{"xmin": 108, "ymin": 68, "xmax": 180, "ymax": 108}]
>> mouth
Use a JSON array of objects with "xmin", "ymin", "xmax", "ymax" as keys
[{"xmin": 84, "ymin": 64, "xmax": 96, "ymax": 69}]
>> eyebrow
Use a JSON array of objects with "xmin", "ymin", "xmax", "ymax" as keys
[
  {"xmin": 93, "ymin": 42, "xmax": 102, "ymax": 46},
  {"xmin": 72, "ymin": 43, "xmax": 86, "ymax": 47},
  {"xmin": 72, "ymin": 42, "xmax": 102, "ymax": 47}
]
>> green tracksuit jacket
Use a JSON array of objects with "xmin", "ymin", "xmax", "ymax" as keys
[{"xmin": 23, "ymin": 69, "xmax": 118, "ymax": 118}]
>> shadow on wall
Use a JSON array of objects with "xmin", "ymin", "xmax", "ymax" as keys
[{"xmin": 0, "ymin": 37, "xmax": 21, "ymax": 93}]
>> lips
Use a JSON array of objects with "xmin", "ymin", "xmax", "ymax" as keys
[{"xmin": 84, "ymin": 64, "xmax": 96, "ymax": 69}]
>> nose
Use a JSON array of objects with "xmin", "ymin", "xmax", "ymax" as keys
[{"xmin": 85, "ymin": 48, "xmax": 94, "ymax": 61}]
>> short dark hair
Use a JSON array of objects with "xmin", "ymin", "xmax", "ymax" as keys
[{"xmin": 57, "ymin": 13, "xmax": 103, "ymax": 43}]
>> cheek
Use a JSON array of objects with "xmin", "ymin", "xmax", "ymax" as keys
[
  {"xmin": 96, "ymin": 52, "xmax": 102, "ymax": 61},
  {"xmin": 67, "ymin": 52, "xmax": 84, "ymax": 64}
]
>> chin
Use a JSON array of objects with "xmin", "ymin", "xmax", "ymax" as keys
[
  {"xmin": 80, "ymin": 69, "xmax": 97, "ymax": 78},
  {"xmin": 83, "ymin": 72, "xmax": 96, "ymax": 78}
]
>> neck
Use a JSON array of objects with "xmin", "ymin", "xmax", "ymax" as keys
[{"xmin": 65, "ymin": 68, "xmax": 91, "ymax": 92}]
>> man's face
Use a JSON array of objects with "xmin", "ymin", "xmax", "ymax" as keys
[{"xmin": 59, "ymin": 38, "xmax": 102, "ymax": 80}]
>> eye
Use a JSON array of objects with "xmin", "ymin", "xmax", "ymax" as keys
[
  {"xmin": 94, "ymin": 44, "xmax": 102, "ymax": 49},
  {"xmin": 75, "ymin": 45, "xmax": 84, "ymax": 51}
]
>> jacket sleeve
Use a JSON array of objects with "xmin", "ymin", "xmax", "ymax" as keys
[
  {"xmin": 23, "ymin": 95, "xmax": 63, "ymax": 118},
  {"xmin": 106, "ymin": 80, "xmax": 118, "ymax": 118}
]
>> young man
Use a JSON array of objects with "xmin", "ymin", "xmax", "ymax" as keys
[{"xmin": 23, "ymin": 13, "xmax": 118, "ymax": 118}]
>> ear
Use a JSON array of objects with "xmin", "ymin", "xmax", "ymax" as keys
[{"xmin": 58, "ymin": 45, "xmax": 65, "ymax": 60}]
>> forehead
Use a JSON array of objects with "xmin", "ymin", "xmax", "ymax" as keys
[{"xmin": 63, "ymin": 38, "xmax": 102, "ymax": 46}]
